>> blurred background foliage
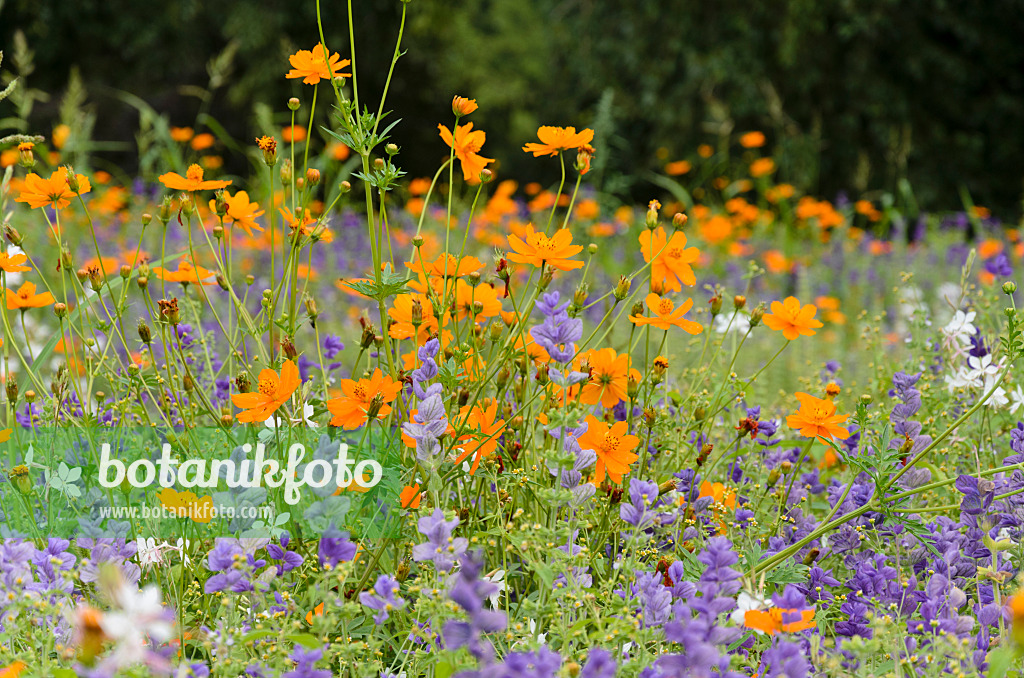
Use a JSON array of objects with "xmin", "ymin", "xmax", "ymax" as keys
[{"xmin": 2, "ymin": 0, "xmax": 1023, "ymax": 215}]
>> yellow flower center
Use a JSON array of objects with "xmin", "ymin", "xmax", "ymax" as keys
[
  {"xmin": 186, "ymin": 164, "xmax": 204, "ymax": 182},
  {"xmin": 353, "ymin": 385, "xmax": 367, "ymax": 401},
  {"xmin": 602, "ymin": 432, "xmax": 619, "ymax": 454},
  {"xmin": 657, "ymin": 299, "xmax": 673, "ymax": 315},
  {"xmin": 667, "ymin": 247, "xmax": 683, "ymax": 259},
  {"xmin": 258, "ymin": 376, "xmax": 276, "ymax": 397}
]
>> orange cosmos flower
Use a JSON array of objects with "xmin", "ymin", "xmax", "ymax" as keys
[
  {"xmin": 452, "ymin": 96, "xmax": 479, "ymax": 116},
  {"xmin": 6, "ymin": 282, "xmax": 55, "ymax": 310},
  {"xmin": 454, "ymin": 280, "xmax": 502, "ymax": 321},
  {"xmin": 231, "ymin": 360, "xmax": 301, "ymax": 424},
  {"xmin": 15, "ymin": 167, "xmax": 91, "ymax": 210},
  {"xmin": 152, "ymin": 258, "xmax": 216, "ymax": 286},
  {"xmin": 212, "ymin": 190, "xmax": 265, "ymax": 237},
  {"xmin": 578, "ymin": 416, "xmax": 639, "ymax": 485},
  {"xmin": 763, "ymin": 296, "xmax": 823, "ymax": 340},
  {"xmin": 159, "ymin": 164, "xmax": 231, "ymax": 192},
  {"xmin": 579, "ymin": 348, "xmax": 638, "ymax": 409},
  {"xmin": 744, "ymin": 607, "xmax": 816, "ymax": 635},
  {"xmin": 400, "ymin": 484, "xmax": 423, "ymax": 509},
  {"xmin": 453, "ymin": 400, "xmax": 506, "ymax": 474},
  {"xmin": 282, "ymin": 125, "xmax": 306, "ymax": 143},
  {"xmin": 629, "ymin": 294, "xmax": 703, "ymax": 334},
  {"xmin": 190, "ymin": 132, "xmax": 215, "ymax": 151},
  {"xmin": 278, "ymin": 207, "xmax": 318, "ymax": 234},
  {"xmin": 750, "ymin": 157, "xmax": 776, "ymax": 177},
  {"xmin": 522, "ymin": 126, "xmax": 595, "ymax": 156},
  {"xmin": 739, "ymin": 131, "xmax": 766, "ymax": 148},
  {"xmin": 439, "ymin": 123, "xmax": 494, "ymax": 183},
  {"xmin": 0, "ymin": 251, "xmax": 30, "ymax": 274},
  {"xmin": 327, "ymin": 369, "xmax": 403, "ymax": 429},
  {"xmin": 406, "ymin": 253, "xmax": 484, "ymax": 279},
  {"xmin": 786, "ymin": 392, "xmax": 850, "ymax": 441},
  {"xmin": 286, "ymin": 43, "xmax": 351, "ymax": 84},
  {"xmin": 0, "ymin": 661, "xmax": 26, "ymax": 678},
  {"xmin": 639, "ymin": 226, "xmax": 699, "ymax": 292},
  {"xmin": 170, "ymin": 126, "xmax": 194, "ymax": 143},
  {"xmin": 389, "ymin": 293, "xmax": 441, "ymax": 344},
  {"xmin": 0, "ymin": 428, "xmax": 12, "ymax": 444},
  {"xmin": 506, "ymin": 224, "xmax": 584, "ymax": 271}
]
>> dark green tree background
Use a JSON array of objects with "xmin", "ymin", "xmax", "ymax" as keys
[{"xmin": 3, "ymin": 0, "xmax": 1023, "ymax": 214}]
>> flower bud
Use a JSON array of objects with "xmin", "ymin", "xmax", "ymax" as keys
[
  {"xmin": 63, "ymin": 166, "xmax": 80, "ymax": 193},
  {"xmin": 213, "ymin": 189, "xmax": 228, "ymax": 217},
  {"xmin": 672, "ymin": 212, "xmax": 688, "ymax": 229},
  {"xmin": 749, "ymin": 302, "xmax": 766, "ymax": 327},
  {"xmin": 120, "ymin": 265, "xmax": 131, "ymax": 279},
  {"xmin": 10, "ymin": 465, "xmax": 32, "ymax": 496},
  {"xmin": 614, "ymin": 275, "xmax": 631, "ymax": 301},
  {"xmin": 288, "ymin": 97, "xmax": 301, "ymax": 111},
  {"xmin": 733, "ymin": 295, "xmax": 746, "ymax": 310},
  {"xmin": 235, "ymin": 373, "xmax": 251, "ymax": 394},
  {"xmin": 627, "ymin": 374, "xmax": 639, "ymax": 400},
  {"xmin": 158, "ymin": 298, "xmax": 180, "ymax": 325},
  {"xmin": 339, "ymin": 180, "xmax": 352, "ymax": 193},
  {"xmin": 256, "ymin": 136, "xmax": 278, "ymax": 166},
  {"xmin": 3, "ymin": 223, "xmax": 23, "ymax": 246},
  {"xmin": 306, "ymin": 168, "xmax": 321, "ymax": 186},
  {"xmin": 573, "ymin": 282, "xmax": 589, "ymax": 307},
  {"xmin": 141, "ymin": 213, "xmax": 152, "ymax": 227},
  {"xmin": 652, "ymin": 356, "xmax": 668, "ymax": 384},
  {"xmin": 452, "ymin": 96, "xmax": 478, "ymax": 117},
  {"xmin": 158, "ymin": 196, "xmax": 173, "ymax": 224},
  {"xmin": 360, "ymin": 324, "xmax": 376, "ymax": 349},
  {"xmin": 643, "ymin": 406, "xmax": 657, "ymax": 428},
  {"xmin": 1004, "ymin": 281, "xmax": 1017, "ymax": 295},
  {"xmin": 304, "ymin": 295, "xmax": 319, "ymax": 327},
  {"xmin": 535, "ymin": 363, "xmax": 550, "ymax": 385},
  {"xmin": 385, "ymin": 143, "xmax": 399, "ymax": 156},
  {"xmin": 6, "ymin": 376, "xmax": 18, "ymax": 404},
  {"xmin": 538, "ymin": 266, "xmax": 554, "ymax": 291},
  {"xmin": 479, "ymin": 168, "xmax": 494, "ymax": 183},
  {"xmin": 709, "ymin": 293, "xmax": 723, "ymax": 317},
  {"xmin": 280, "ymin": 160, "xmax": 292, "ymax": 184},
  {"xmin": 53, "ymin": 302, "xmax": 68, "ymax": 319},
  {"xmin": 17, "ymin": 142, "xmax": 34, "ymax": 167},
  {"xmin": 575, "ymin": 144, "xmax": 594, "ymax": 174},
  {"xmin": 60, "ymin": 247, "xmax": 73, "ymax": 272},
  {"xmin": 646, "ymin": 199, "xmax": 661, "ymax": 229},
  {"xmin": 281, "ymin": 336, "xmax": 298, "ymax": 360},
  {"xmin": 631, "ymin": 301, "xmax": 645, "ymax": 318}
]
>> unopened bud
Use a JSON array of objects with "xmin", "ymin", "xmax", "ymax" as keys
[
  {"xmin": 53, "ymin": 302, "xmax": 68, "ymax": 319},
  {"xmin": 288, "ymin": 97, "xmax": 301, "ymax": 111},
  {"xmin": 614, "ymin": 276, "xmax": 631, "ymax": 301},
  {"xmin": 235, "ymin": 373, "xmax": 251, "ymax": 393},
  {"xmin": 385, "ymin": 143, "xmax": 399, "ymax": 156},
  {"xmin": 749, "ymin": 303, "xmax": 766, "ymax": 327},
  {"xmin": 3, "ymin": 223, "xmax": 23, "ymax": 246},
  {"xmin": 306, "ymin": 168, "xmax": 321, "ymax": 186},
  {"xmin": 672, "ymin": 212, "xmax": 687, "ymax": 229},
  {"xmin": 1003, "ymin": 281, "xmax": 1017, "ymax": 295},
  {"xmin": 339, "ymin": 180, "xmax": 352, "ymax": 194},
  {"xmin": 733, "ymin": 295, "xmax": 746, "ymax": 310}
]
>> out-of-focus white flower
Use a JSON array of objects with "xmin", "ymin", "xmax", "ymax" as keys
[
  {"xmin": 136, "ymin": 538, "xmax": 190, "ymax": 568},
  {"xmin": 1008, "ymin": 386, "xmax": 1024, "ymax": 414},
  {"xmin": 713, "ymin": 311, "xmax": 750, "ymax": 335},
  {"xmin": 981, "ymin": 375, "xmax": 1009, "ymax": 409},
  {"xmin": 942, "ymin": 310, "xmax": 977, "ymax": 346},
  {"xmin": 482, "ymin": 569, "xmax": 506, "ymax": 608},
  {"xmin": 899, "ymin": 285, "xmax": 927, "ymax": 320}
]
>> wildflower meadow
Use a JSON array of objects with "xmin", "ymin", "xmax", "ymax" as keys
[{"xmin": 1, "ymin": 4, "xmax": 1024, "ymax": 678}]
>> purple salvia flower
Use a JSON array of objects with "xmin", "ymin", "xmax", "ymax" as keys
[{"xmin": 359, "ymin": 575, "xmax": 406, "ymax": 624}]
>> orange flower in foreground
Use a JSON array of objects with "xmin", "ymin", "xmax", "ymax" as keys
[
  {"xmin": 0, "ymin": 661, "xmax": 26, "ymax": 678},
  {"xmin": 439, "ymin": 123, "xmax": 494, "ymax": 183},
  {"xmin": 231, "ymin": 360, "xmax": 301, "ymax": 424},
  {"xmin": 6, "ymin": 282, "xmax": 55, "ymax": 310},
  {"xmin": 170, "ymin": 126, "xmax": 194, "ymax": 142},
  {"xmin": 578, "ymin": 416, "xmax": 639, "ymax": 485},
  {"xmin": 152, "ymin": 259, "xmax": 216, "ymax": 286},
  {"xmin": 745, "ymin": 607, "xmax": 816, "ymax": 635},
  {"xmin": 213, "ymin": 190, "xmax": 265, "ymax": 237},
  {"xmin": 579, "ymin": 348, "xmax": 638, "ymax": 409},
  {"xmin": 763, "ymin": 296, "xmax": 823, "ymax": 340},
  {"xmin": 15, "ymin": 168, "xmax": 91, "ymax": 210},
  {"xmin": 0, "ymin": 251, "xmax": 30, "ymax": 274},
  {"xmin": 629, "ymin": 294, "xmax": 703, "ymax": 334},
  {"xmin": 507, "ymin": 224, "xmax": 583, "ymax": 271},
  {"xmin": 389, "ymin": 293, "xmax": 441, "ymax": 344},
  {"xmin": 523, "ymin": 126, "xmax": 595, "ymax": 156},
  {"xmin": 327, "ymin": 369, "xmax": 403, "ymax": 429},
  {"xmin": 286, "ymin": 43, "xmax": 351, "ymax": 84},
  {"xmin": 786, "ymin": 392, "xmax": 850, "ymax": 441},
  {"xmin": 639, "ymin": 226, "xmax": 699, "ymax": 292},
  {"xmin": 159, "ymin": 164, "xmax": 231, "ymax": 192}
]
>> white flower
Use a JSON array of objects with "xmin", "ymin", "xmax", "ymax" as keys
[
  {"xmin": 101, "ymin": 581, "xmax": 175, "ymax": 668},
  {"xmin": 713, "ymin": 311, "xmax": 750, "ymax": 335},
  {"xmin": 482, "ymin": 569, "xmax": 506, "ymax": 608},
  {"xmin": 136, "ymin": 538, "xmax": 190, "ymax": 568},
  {"xmin": 942, "ymin": 310, "xmax": 977, "ymax": 346},
  {"xmin": 730, "ymin": 590, "xmax": 768, "ymax": 625},
  {"xmin": 981, "ymin": 375, "xmax": 1009, "ymax": 409},
  {"xmin": 264, "ymin": 403, "xmax": 318, "ymax": 429},
  {"xmin": 1008, "ymin": 386, "xmax": 1024, "ymax": 415}
]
